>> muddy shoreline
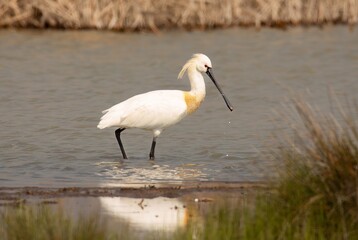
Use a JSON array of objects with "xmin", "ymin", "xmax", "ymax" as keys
[{"xmin": 0, "ymin": 181, "xmax": 266, "ymax": 203}]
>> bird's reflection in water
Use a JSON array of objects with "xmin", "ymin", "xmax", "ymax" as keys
[{"xmin": 100, "ymin": 197, "xmax": 188, "ymax": 232}]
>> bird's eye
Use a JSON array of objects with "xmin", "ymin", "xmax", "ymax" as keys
[{"xmin": 204, "ymin": 64, "xmax": 208, "ymax": 68}]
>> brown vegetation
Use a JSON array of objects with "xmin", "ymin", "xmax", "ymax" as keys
[{"xmin": 0, "ymin": 0, "xmax": 357, "ymax": 31}]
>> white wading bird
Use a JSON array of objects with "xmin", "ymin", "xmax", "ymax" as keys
[{"xmin": 97, "ymin": 53, "xmax": 233, "ymax": 160}]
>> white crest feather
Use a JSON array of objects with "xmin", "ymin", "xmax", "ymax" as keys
[{"xmin": 178, "ymin": 53, "xmax": 203, "ymax": 79}]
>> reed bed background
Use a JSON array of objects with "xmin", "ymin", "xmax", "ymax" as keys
[{"xmin": 0, "ymin": 0, "xmax": 357, "ymax": 31}]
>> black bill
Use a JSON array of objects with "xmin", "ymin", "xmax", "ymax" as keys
[{"xmin": 206, "ymin": 68, "xmax": 233, "ymax": 111}]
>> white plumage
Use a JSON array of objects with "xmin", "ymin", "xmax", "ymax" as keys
[
  {"xmin": 97, "ymin": 90, "xmax": 187, "ymax": 134},
  {"xmin": 97, "ymin": 53, "xmax": 233, "ymax": 160}
]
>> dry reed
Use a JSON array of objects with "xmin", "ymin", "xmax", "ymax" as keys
[{"xmin": 0, "ymin": 0, "xmax": 357, "ymax": 31}]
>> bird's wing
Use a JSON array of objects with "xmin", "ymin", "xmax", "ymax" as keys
[
  {"xmin": 98, "ymin": 90, "xmax": 187, "ymax": 130},
  {"xmin": 119, "ymin": 90, "xmax": 187, "ymax": 130}
]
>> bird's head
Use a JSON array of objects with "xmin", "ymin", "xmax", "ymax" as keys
[
  {"xmin": 193, "ymin": 53, "xmax": 212, "ymax": 73},
  {"xmin": 178, "ymin": 53, "xmax": 212, "ymax": 79},
  {"xmin": 178, "ymin": 53, "xmax": 233, "ymax": 112}
]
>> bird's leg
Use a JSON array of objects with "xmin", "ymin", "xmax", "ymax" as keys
[
  {"xmin": 115, "ymin": 128, "xmax": 128, "ymax": 159},
  {"xmin": 149, "ymin": 137, "xmax": 157, "ymax": 160}
]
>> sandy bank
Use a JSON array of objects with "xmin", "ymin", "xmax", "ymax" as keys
[{"xmin": 1, "ymin": 0, "xmax": 357, "ymax": 31}]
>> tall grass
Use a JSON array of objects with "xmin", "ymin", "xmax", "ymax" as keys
[
  {"xmin": 0, "ymin": 205, "xmax": 114, "ymax": 240},
  {"xmin": 0, "ymin": 0, "xmax": 357, "ymax": 31},
  {"xmin": 238, "ymin": 98, "xmax": 358, "ymax": 239}
]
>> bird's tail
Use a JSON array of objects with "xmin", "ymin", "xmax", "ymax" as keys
[
  {"xmin": 97, "ymin": 109, "xmax": 122, "ymax": 129},
  {"xmin": 97, "ymin": 109, "xmax": 109, "ymax": 129},
  {"xmin": 97, "ymin": 122, "xmax": 107, "ymax": 129}
]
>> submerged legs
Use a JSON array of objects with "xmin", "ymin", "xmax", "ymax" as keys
[
  {"xmin": 149, "ymin": 137, "xmax": 157, "ymax": 160},
  {"xmin": 115, "ymin": 128, "xmax": 128, "ymax": 159},
  {"xmin": 115, "ymin": 129, "xmax": 159, "ymax": 160}
]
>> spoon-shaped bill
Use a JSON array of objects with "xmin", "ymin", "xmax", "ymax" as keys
[{"xmin": 206, "ymin": 68, "xmax": 233, "ymax": 111}]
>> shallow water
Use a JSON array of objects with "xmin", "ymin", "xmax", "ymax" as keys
[{"xmin": 0, "ymin": 27, "xmax": 357, "ymax": 187}]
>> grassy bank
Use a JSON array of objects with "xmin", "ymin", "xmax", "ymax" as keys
[
  {"xmin": 237, "ymin": 98, "xmax": 358, "ymax": 239},
  {"xmin": 0, "ymin": 206, "xmax": 111, "ymax": 240},
  {"xmin": 0, "ymin": 0, "xmax": 357, "ymax": 31},
  {"xmin": 1, "ymin": 98, "xmax": 357, "ymax": 239}
]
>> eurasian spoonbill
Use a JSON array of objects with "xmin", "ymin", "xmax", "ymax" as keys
[{"xmin": 97, "ymin": 53, "xmax": 233, "ymax": 160}]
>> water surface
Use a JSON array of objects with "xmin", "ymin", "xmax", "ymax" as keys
[{"xmin": 0, "ymin": 27, "xmax": 357, "ymax": 187}]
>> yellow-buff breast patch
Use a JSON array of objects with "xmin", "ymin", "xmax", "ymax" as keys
[{"xmin": 184, "ymin": 92, "xmax": 203, "ymax": 114}]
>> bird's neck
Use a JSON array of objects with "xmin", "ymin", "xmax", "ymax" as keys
[
  {"xmin": 187, "ymin": 67, "xmax": 206, "ymax": 98},
  {"xmin": 183, "ymin": 67, "xmax": 206, "ymax": 114}
]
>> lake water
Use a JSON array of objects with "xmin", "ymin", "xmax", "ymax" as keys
[{"xmin": 0, "ymin": 26, "xmax": 357, "ymax": 187}]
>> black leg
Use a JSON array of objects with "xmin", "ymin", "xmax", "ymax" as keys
[
  {"xmin": 149, "ymin": 137, "xmax": 157, "ymax": 160},
  {"xmin": 115, "ymin": 128, "xmax": 128, "ymax": 159}
]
